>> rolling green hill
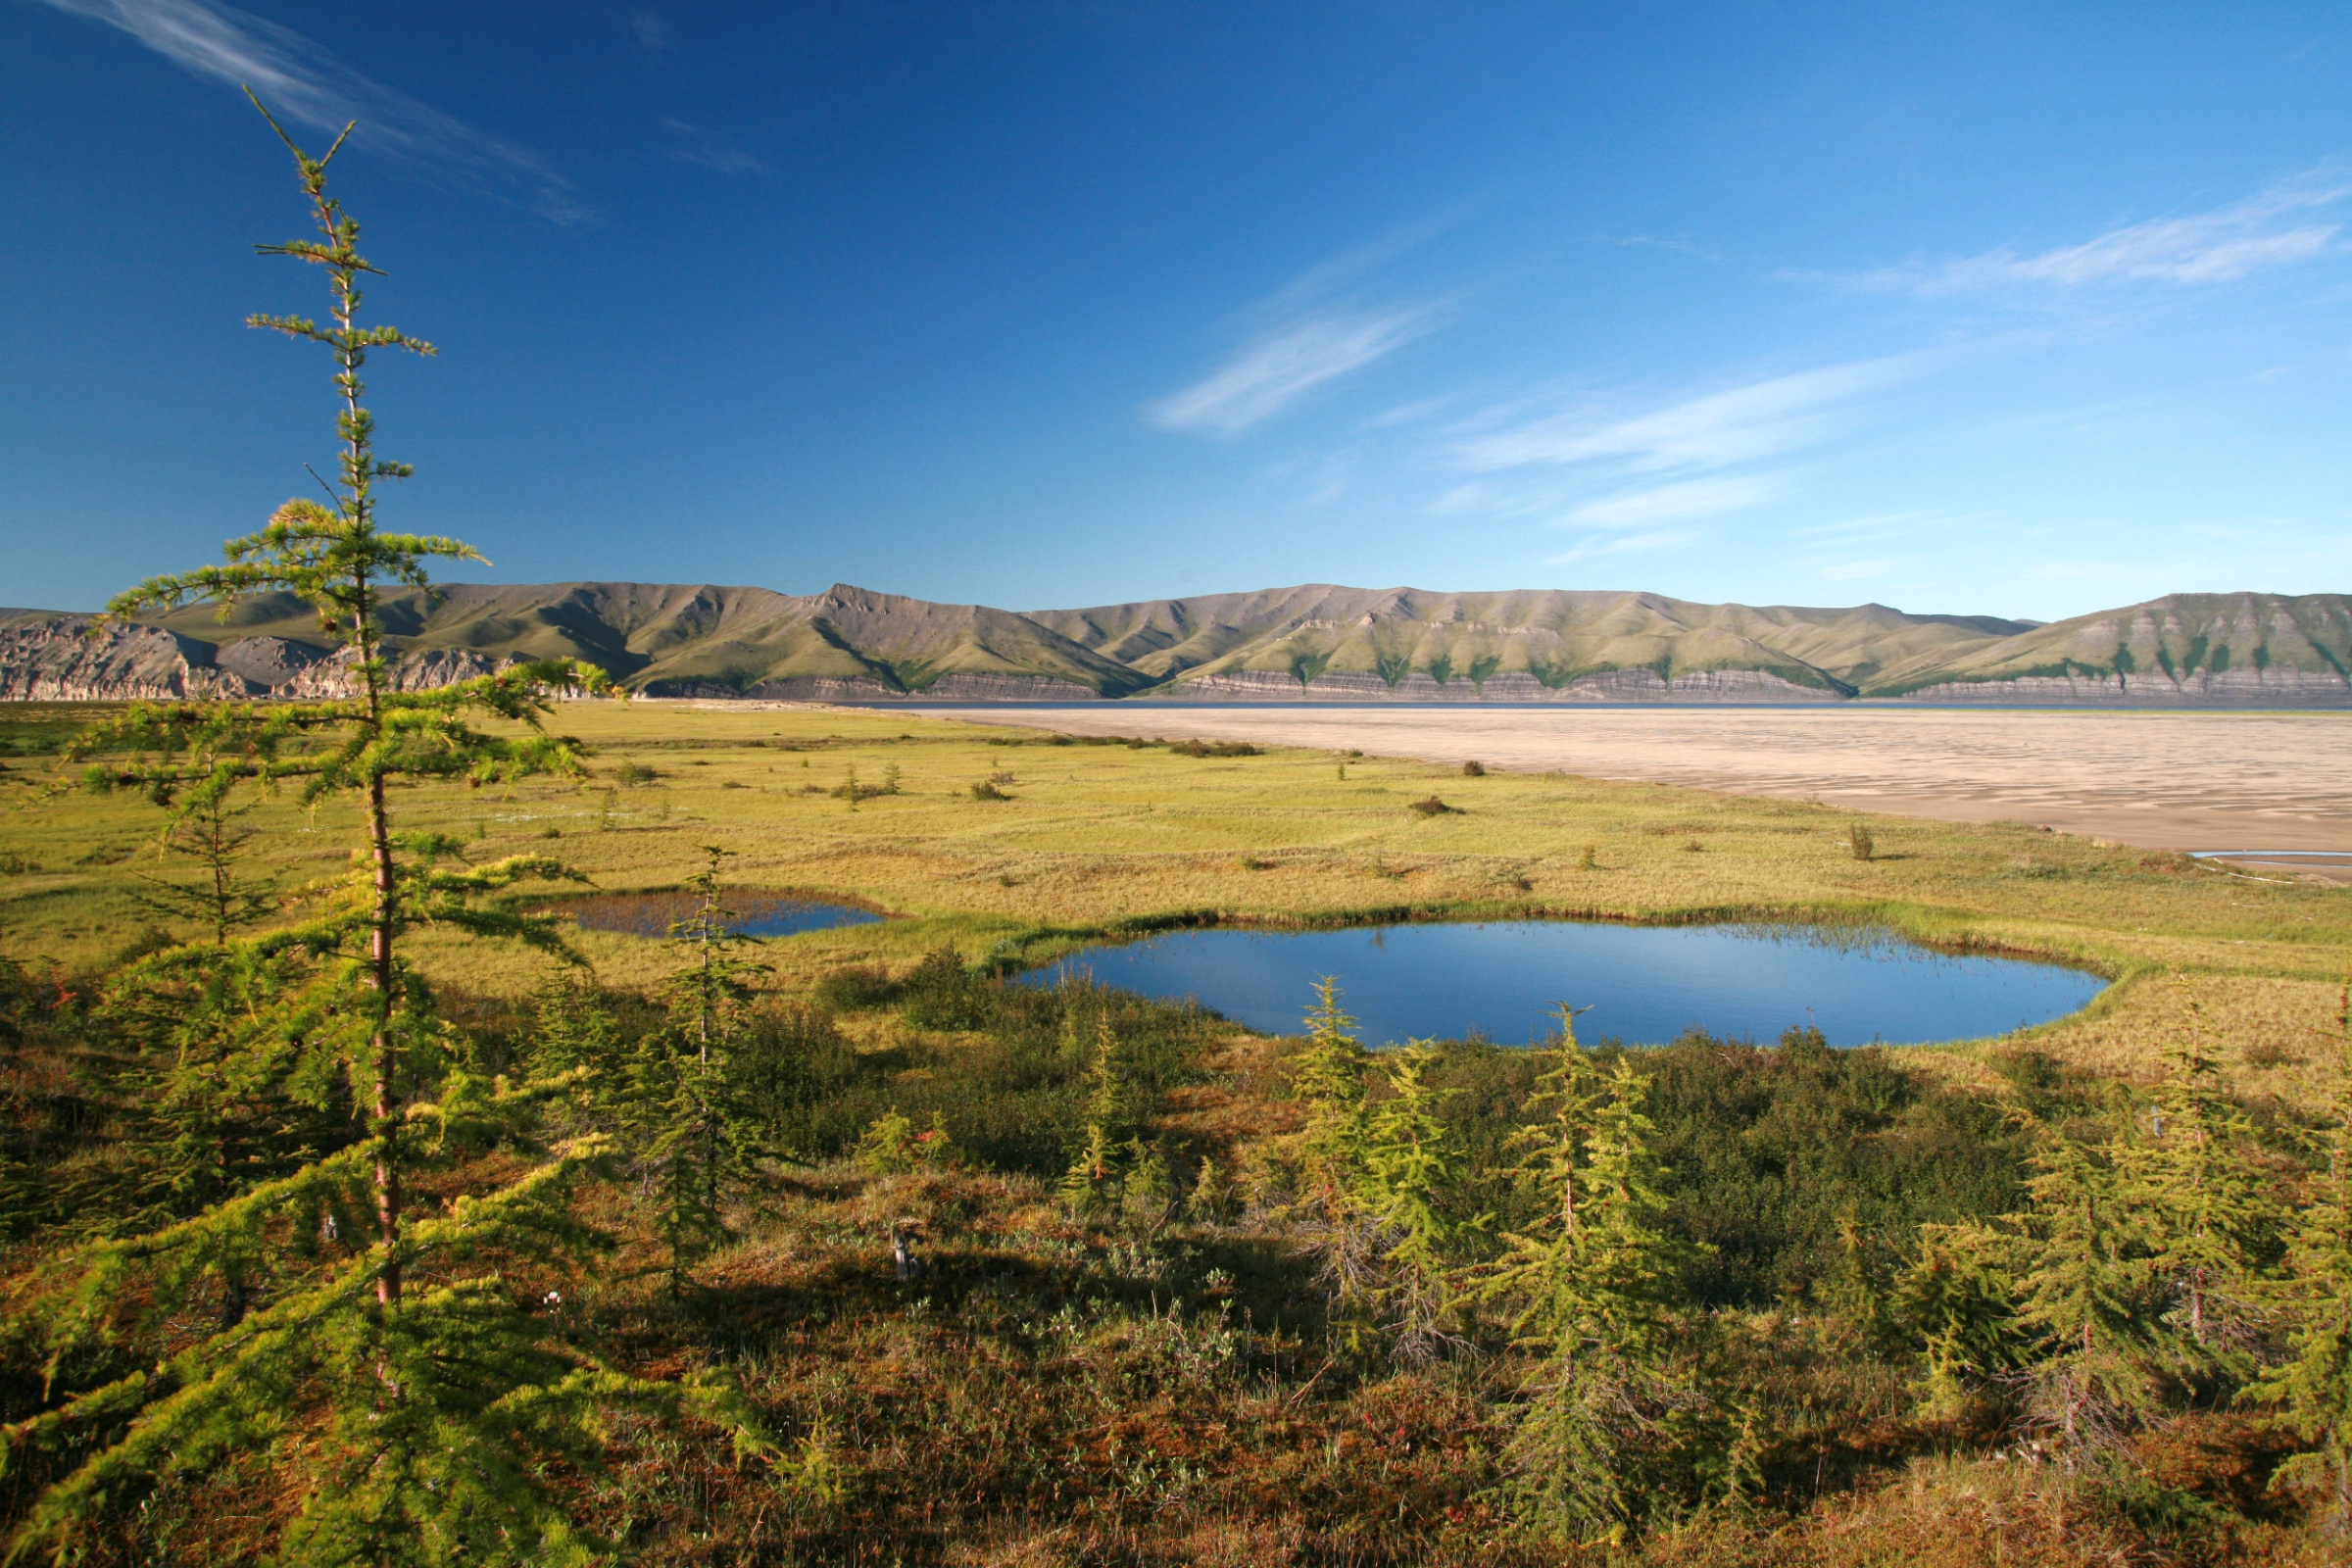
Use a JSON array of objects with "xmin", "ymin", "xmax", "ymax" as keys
[
  {"xmin": 1028, "ymin": 586, "xmax": 2042, "ymax": 700},
  {"xmin": 1865, "ymin": 591, "xmax": 2352, "ymax": 701},
  {"xmin": 3, "ymin": 583, "xmax": 2345, "ymax": 705}
]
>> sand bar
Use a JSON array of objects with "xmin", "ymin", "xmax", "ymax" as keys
[{"xmin": 904, "ymin": 705, "xmax": 2352, "ymax": 880}]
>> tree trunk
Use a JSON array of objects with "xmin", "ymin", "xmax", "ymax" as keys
[{"xmin": 369, "ymin": 757, "xmax": 401, "ymax": 1307}]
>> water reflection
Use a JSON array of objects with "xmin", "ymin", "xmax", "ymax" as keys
[
  {"xmin": 552, "ymin": 890, "xmax": 883, "ymax": 940},
  {"xmin": 1021, "ymin": 920, "xmax": 2102, "ymax": 1047}
]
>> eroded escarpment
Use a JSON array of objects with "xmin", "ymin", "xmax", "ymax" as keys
[
  {"xmin": 1892, "ymin": 668, "xmax": 2352, "ymax": 706},
  {"xmin": 0, "ymin": 614, "xmax": 519, "ymax": 701},
  {"xmin": 1155, "ymin": 667, "xmax": 1848, "ymax": 703}
]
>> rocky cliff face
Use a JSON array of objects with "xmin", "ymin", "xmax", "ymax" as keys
[
  {"xmin": 0, "ymin": 617, "xmax": 240, "ymax": 701},
  {"xmin": 641, "ymin": 672, "xmax": 1108, "ymax": 702},
  {"xmin": 0, "ymin": 614, "xmax": 518, "ymax": 701},
  {"xmin": 1152, "ymin": 667, "xmax": 1845, "ymax": 702},
  {"xmin": 1897, "ymin": 668, "xmax": 2351, "ymax": 705}
]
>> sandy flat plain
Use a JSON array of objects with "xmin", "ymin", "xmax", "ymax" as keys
[{"xmin": 905, "ymin": 705, "xmax": 2352, "ymax": 882}]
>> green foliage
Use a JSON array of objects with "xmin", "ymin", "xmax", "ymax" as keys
[
  {"xmin": 1349, "ymin": 1045, "xmax": 1466, "ymax": 1361},
  {"xmin": 1896, "ymin": 1219, "xmax": 2025, "ymax": 1416},
  {"xmin": 1473, "ymin": 1015, "xmax": 1713, "ymax": 1541},
  {"xmin": 855, "ymin": 1107, "xmax": 957, "ymax": 1176},
  {"xmin": 1913, "ymin": 1022, "xmax": 2284, "ymax": 1458},
  {"xmin": 1282, "ymin": 985, "xmax": 1473, "ymax": 1361},
  {"xmin": 96, "ymin": 941, "xmax": 363, "ymax": 1244},
  {"xmin": 2000, "ymin": 1116, "xmax": 2168, "ymax": 1451},
  {"xmin": 2254, "ymin": 991, "xmax": 2352, "ymax": 1531},
  {"xmin": 125, "ymin": 761, "xmax": 277, "ymax": 946},
  {"xmin": 1059, "ymin": 1012, "xmax": 1174, "ymax": 1228},
  {"xmin": 622, "ymin": 848, "xmax": 772, "ymax": 1294},
  {"xmin": 2130, "ymin": 1023, "xmax": 2279, "ymax": 1391},
  {"xmin": 1291, "ymin": 977, "xmax": 1371, "ymax": 1205},
  {"xmin": 1637, "ymin": 1027, "xmax": 2028, "ymax": 1309},
  {"xmin": 778, "ymin": 967, "xmax": 1211, "ymax": 1175},
  {"xmin": 527, "ymin": 975, "xmax": 629, "ymax": 1129}
]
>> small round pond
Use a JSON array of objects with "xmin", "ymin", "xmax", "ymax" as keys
[
  {"xmin": 554, "ymin": 891, "xmax": 882, "ymax": 940},
  {"xmin": 1020, "ymin": 921, "xmax": 2104, "ymax": 1046}
]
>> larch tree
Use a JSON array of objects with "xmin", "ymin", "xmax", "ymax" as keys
[
  {"xmin": 2128, "ymin": 1018, "xmax": 2278, "ymax": 1393},
  {"xmin": 1350, "ymin": 1044, "xmax": 1465, "ymax": 1363},
  {"xmin": 1291, "ymin": 976, "xmax": 1371, "ymax": 1212},
  {"xmin": 2004, "ymin": 1116, "xmax": 2166, "ymax": 1455},
  {"xmin": 3, "ymin": 99, "xmax": 767, "ymax": 1564},
  {"xmin": 1473, "ymin": 1010, "xmax": 1708, "ymax": 1543},
  {"xmin": 635, "ymin": 846, "xmax": 768, "ymax": 1294}
]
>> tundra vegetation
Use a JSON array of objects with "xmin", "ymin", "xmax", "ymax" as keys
[{"xmin": 4, "ymin": 106, "xmax": 2352, "ymax": 1568}]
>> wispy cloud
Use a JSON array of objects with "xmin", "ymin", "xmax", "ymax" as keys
[
  {"xmin": 630, "ymin": 12, "xmax": 672, "ymax": 58},
  {"xmin": 1150, "ymin": 303, "xmax": 1448, "ymax": 433},
  {"xmin": 1566, "ymin": 474, "xmax": 1780, "ymax": 528},
  {"xmin": 1592, "ymin": 232, "xmax": 1724, "ymax": 264},
  {"xmin": 1544, "ymin": 527, "xmax": 1698, "ymax": 565},
  {"xmin": 1451, "ymin": 347, "xmax": 1952, "ymax": 473},
  {"xmin": 662, "ymin": 119, "xmax": 763, "ymax": 175},
  {"xmin": 1857, "ymin": 172, "xmax": 2348, "ymax": 294},
  {"xmin": 1149, "ymin": 215, "xmax": 1473, "ymax": 434},
  {"xmin": 34, "ymin": 0, "xmax": 591, "ymax": 223}
]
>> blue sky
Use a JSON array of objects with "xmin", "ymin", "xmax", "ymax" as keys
[{"xmin": 4, "ymin": 1, "xmax": 2349, "ymax": 621}]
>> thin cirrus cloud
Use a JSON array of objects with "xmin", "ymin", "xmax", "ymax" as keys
[
  {"xmin": 1451, "ymin": 347, "xmax": 1955, "ymax": 475},
  {"xmin": 1544, "ymin": 527, "xmax": 1698, "ymax": 565},
  {"xmin": 630, "ymin": 12, "xmax": 673, "ymax": 58},
  {"xmin": 662, "ymin": 119, "xmax": 764, "ymax": 176},
  {"xmin": 1148, "ymin": 303, "xmax": 1449, "ymax": 434},
  {"xmin": 1566, "ymin": 473, "xmax": 1782, "ymax": 528},
  {"xmin": 1862, "ymin": 172, "xmax": 2348, "ymax": 294},
  {"xmin": 32, "ymin": 0, "xmax": 591, "ymax": 224}
]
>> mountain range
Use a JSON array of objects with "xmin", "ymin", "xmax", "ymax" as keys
[{"xmin": 3, "ymin": 583, "xmax": 2347, "ymax": 706}]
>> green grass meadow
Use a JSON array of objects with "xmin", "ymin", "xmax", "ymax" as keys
[{"xmin": 6, "ymin": 697, "xmax": 2344, "ymax": 1099}]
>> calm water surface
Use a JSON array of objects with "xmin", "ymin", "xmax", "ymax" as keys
[
  {"xmin": 1022, "ymin": 922, "xmax": 2103, "ymax": 1046},
  {"xmin": 556, "ymin": 890, "xmax": 882, "ymax": 940}
]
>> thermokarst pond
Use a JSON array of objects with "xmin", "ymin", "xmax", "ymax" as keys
[
  {"xmin": 1022, "ymin": 920, "xmax": 2106, "ymax": 1047},
  {"xmin": 554, "ymin": 890, "xmax": 884, "ymax": 940}
]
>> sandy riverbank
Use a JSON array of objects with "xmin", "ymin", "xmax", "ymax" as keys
[{"xmin": 902, "ymin": 705, "xmax": 2352, "ymax": 882}]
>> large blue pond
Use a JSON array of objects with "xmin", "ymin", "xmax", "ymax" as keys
[
  {"xmin": 559, "ymin": 890, "xmax": 882, "ymax": 940},
  {"xmin": 1021, "ymin": 921, "xmax": 2104, "ymax": 1047}
]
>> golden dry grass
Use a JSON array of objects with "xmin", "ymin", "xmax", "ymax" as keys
[{"xmin": 3, "ymin": 698, "xmax": 2345, "ymax": 1102}]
